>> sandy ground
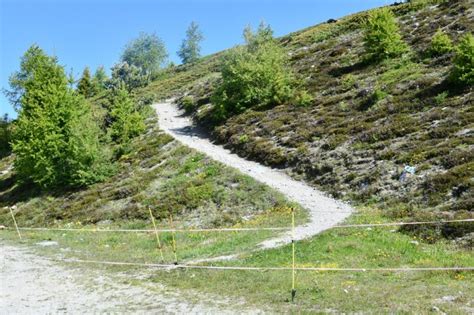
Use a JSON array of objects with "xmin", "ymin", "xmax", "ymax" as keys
[
  {"xmin": 0, "ymin": 243, "xmax": 262, "ymax": 314},
  {"xmin": 154, "ymin": 102, "xmax": 354, "ymax": 248}
]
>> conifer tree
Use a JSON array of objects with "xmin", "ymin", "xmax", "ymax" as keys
[
  {"xmin": 178, "ymin": 22, "xmax": 204, "ymax": 64},
  {"xmin": 77, "ymin": 66, "xmax": 94, "ymax": 97},
  {"xmin": 7, "ymin": 45, "xmax": 109, "ymax": 188}
]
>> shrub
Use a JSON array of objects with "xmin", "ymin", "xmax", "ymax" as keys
[
  {"xmin": 450, "ymin": 33, "xmax": 474, "ymax": 86},
  {"xmin": 181, "ymin": 96, "xmax": 195, "ymax": 113},
  {"xmin": 363, "ymin": 8, "xmax": 408, "ymax": 61},
  {"xmin": 212, "ymin": 23, "xmax": 299, "ymax": 121},
  {"xmin": 429, "ymin": 29, "xmax": 453, "ymax": 57}
]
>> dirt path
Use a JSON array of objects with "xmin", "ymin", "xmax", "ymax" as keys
[
  {"xmin": 154, "ymin": 102, "xmax": 353, "ymax": 249},
  {"xmin": 0, "ymin": 243, "xmax": 262, "ymax": 314}
]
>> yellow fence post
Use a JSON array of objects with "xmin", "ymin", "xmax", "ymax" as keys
[
  {"xmin": 148, "ymin": 207, "xmax": 164, "ymax": 262},
  {"xmin": 169, "ymin": 214, "xmax": 178, "ymax": 265},
  {"xmin": 291, "ymin": 207, "xmax": 296, "ymax": 302},
  {"xmin": 9, "ymin": 207, "xmax": 22, "ymax": 240}
]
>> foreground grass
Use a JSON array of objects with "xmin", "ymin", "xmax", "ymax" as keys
[{"xmin": 2, "ymin": 207, "xmax": 472, "ymax": 313}]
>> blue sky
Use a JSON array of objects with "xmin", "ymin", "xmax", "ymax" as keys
[{"xmin": 0, "ymin": 0, "xmax": 390, "ymax": 118}]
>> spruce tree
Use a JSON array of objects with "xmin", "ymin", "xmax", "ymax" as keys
[
  {"xmin": 178, "ymin": 22, "xmax": 204, "ymax": 64},
  {"xmin": 77, "ymin": 67, "xmax": 94, "ymax": 98},
  {"xmin": 92, "ymin": 66, "xmax": 108, "ymax": 93},
  {"xmin": 7, "ymin": 45, "xmax": 109, "ymax": 188}
]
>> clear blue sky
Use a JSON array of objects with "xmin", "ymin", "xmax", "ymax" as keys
[{"xmin": 1, "ymin": 0, "xmax": 390, "ymax": 118}]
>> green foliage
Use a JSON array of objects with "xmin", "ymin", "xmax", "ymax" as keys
[
  {"xmin": 8, "ymin": 45, "xmax": 110, "ymax": 188},
  {"xmin": 429, "ymin": 29, "xmax": 453, "ymax": 56},
  {"xmin": 243, "ymin": 21, "xmax": 274, "ymax": 52},
  {"xmin": 181, "ymin": 96, "xmax": 195, "ymax": 113},
  {"xmin": 108, "ymin": 86, "xmax": 145, "ymax": 145},
  {"xmin": 0, "ymin": 114, "xmax": 12, "ymax": 158},
  {"xmin": 110, "ymin": 62, "xmax": 150, "ymax": 91},
  {"xmin": 121, "ymin": 32, "xmax": 168, "ymax": 74},
  {"xmin": 450, "ymin": 33, "xmax": 474, "ymax": 86},
  {"xmin": 77, "ymin": 67, "xmax": 94, "ymax": 98},
  {"xmin": 92, "ymin": 66, "xmax": 108, "ymax": 93},
  {"xmin": 212, "ymin": 24, "xmax": 298, "ymax": 121},
  {"xmin": 177, "ymin": 21, "xmax": 204, "ymax": 64},
  {"xmin": 363, "ymin": 8, "xmax": 408, "ymax": 61}
]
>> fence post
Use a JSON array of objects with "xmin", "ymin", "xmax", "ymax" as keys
[
  {"xmin": 169, "ymin": 214, "xmax": 178, "ymax": 265},
  {"xmin": 291, "ymin": 207, "xmax": 296, "ymax": 302},
  {"xmin": 148, "ymin": 207, "xmax": 164, "ymax": 262},
  {"xmin": 9, "ymin": 207, "xmax": 22, "ymax": 240}
]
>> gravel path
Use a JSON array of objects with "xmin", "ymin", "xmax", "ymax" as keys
[
  {"xmin": 154, "ymin": 102, "xmax": 353, "ymax": 249},
  {"xmin": 0, "ymin": 242, "xmax": 262, "ymax": 314}
]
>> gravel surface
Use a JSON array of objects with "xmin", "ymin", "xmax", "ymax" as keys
[
  {"xmin": 0, "ymin": 242, "xmax": 263, "ymax": 314},
  {"xmin": 154, "ymin": 102, "xmax": 354, "ymax": 248}
]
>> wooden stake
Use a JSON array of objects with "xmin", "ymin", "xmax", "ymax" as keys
[
  {"xmin": 148, "ymin": 207, "xmax": 164, "ymax": 262},
  {"xmin": 9, "ymin": 207, "xmax": 22, "ymax": 240}
]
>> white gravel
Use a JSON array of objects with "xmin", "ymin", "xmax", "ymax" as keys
[
  {"xmin": 154, "ymin": 102, "xmax": 354, "ymax": 249},
  {"xmin": 0, "ymin": 243, "xmax": 263, "ymax": 314}
]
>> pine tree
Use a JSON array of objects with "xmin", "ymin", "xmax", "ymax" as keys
[
  {"xmin": 178, "ymin": 21, "xmax": 204, "ymax": 64},
  {"xmin": 7, "ymin": 45, "xmax": 109, "ymax": 188},
  {"xmin": 77, "ymin": 67, "xmax": 94, "ymax": 98},
  {"xmin": 109, "ymin": 85, "xmax": 145, "ymax": 144},
  {"xmin": 92, "ymin": 66, "xmax": 108, "ymax": 93}
]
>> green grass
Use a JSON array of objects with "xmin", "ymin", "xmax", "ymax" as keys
[{"xmin": 2, "ymin": 206, "xmax": 472, "ymax": 313}]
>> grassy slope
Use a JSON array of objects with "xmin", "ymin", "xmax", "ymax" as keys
[
  {"xmin": 1, "ymin": 0, "xmax": 473, "ymax": 313},
  {"xmin": 0, "ymin": 114, "xmax": 301, "ymax": 229},
  {"xmin": 142, "ymin": 0, "xmax": 473, "ymax": 241}
]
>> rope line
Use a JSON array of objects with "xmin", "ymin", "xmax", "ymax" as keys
[
  {"xmin": 59, "ymin": 258, "xmax": 474, "ymax": 272},
  {"xmin": 6, "ymin": 218, "xmax": 473, "ymax": 234}
]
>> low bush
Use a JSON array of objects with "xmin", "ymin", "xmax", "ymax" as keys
[
  {"xmin": 429, "ymin": 29, "xmax": 453, "ymax": 56},
  {"xmin": 450, "ymin": 33, "xmax": 474, "ymax": 86}
]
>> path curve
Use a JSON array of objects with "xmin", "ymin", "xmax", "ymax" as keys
[{"xmin": 154, "ymin": 102, "xmax": 353, "ymax": 249}]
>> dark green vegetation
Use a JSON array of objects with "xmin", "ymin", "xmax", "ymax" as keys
[
  {"xmin": 0, "ymin": 114, "xmax": 11, "ymax": 158},
  {"xmin": 141, "ymin": 0, "xmax": 474, "ymax": 241}
]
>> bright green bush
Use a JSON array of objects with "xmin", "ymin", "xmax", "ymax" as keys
[
  {"xmin": 363, "ymin": 8, "xmax": 408, "ymax": 61},
  {"xmin": 429, "ymin": 29, "xmax": 453, "ymax": 56},
  {"xmin": 7, "ymin": 45, "xmax": 110, "ymax": 188},
  {"xmin": 450, "ymin": 33, "xmax": 474, "ymax": 86},
  {"xmin": 212, "ymin": 23, "xmax": 302, "ymax": 121}
]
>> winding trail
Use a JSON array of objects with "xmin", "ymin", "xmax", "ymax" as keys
[{"xmin": 154, "ymin": 102, "xmax": 353, "ymax": 249}]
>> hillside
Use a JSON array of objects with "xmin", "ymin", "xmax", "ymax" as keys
[
  {"xmin": 141, "ymin": 0, "xmax": 473, "ymax": 241},
  {"xmin": 1, "ymin": 0, "xmax": 473, "ymax": 313}
]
